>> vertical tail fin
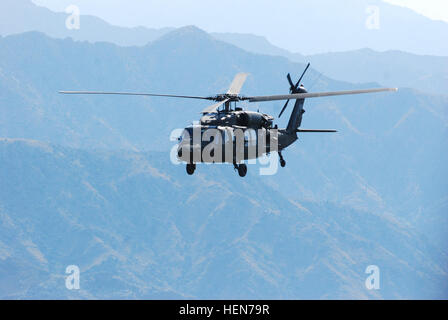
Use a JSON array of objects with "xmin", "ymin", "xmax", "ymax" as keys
[
  {"xmin": 282, "ymin": 65, "xmax": 310, "ymax": 133},
  {"xmin": 286, "ymin": 97, "xmax": 306, "ymax": 133}
]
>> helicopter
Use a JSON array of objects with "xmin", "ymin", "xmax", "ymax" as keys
[{"xmin": 60, "ymin": 63, "xmax": 397, "ymax": 177}]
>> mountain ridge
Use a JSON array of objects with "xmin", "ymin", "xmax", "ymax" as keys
[
  {"xmin": 2, "ymin": 1, "xmax": 447, "ymax": 95},
  {"xmin": 0, "ymin": 22, "xmax": 447, "ymax": 299},
  {"xmin": 1, "ymin": 138, "xmax": 446, "ymax": 299},
  {"xmin": 0, "ymin": 0, "xmax": 173, "ymax": 46},
  {"xmin": 22, "ymin": 0, "xmax": 448, "ymax": 56}
]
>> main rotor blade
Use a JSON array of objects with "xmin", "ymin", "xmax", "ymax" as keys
[
  {"xmin": 227, "ymin": 73, "xmax": 249, "ymax": 95},
  {"xmin": 59, "ymin": 91, "xmax": 214, "ymax": 100},
  {"xmin": 297, "ymin": 129, "xmax": 338, "ymax": 133},
  {"xmin": 246, "ymin": 87, "xmax": 398, "ymax": 103},
  {"xmin": 201, "ymin": 99, "xmax": 230, "ymax": 114}
]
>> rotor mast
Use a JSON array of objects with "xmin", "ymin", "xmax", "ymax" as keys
[{"xmin": 224, "ymin": 100, "xmax": 231, "ymax": 112}]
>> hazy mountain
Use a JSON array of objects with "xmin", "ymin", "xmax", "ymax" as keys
[
  {"xmin": 0, "ymin": 0, "xmax": 172, "ymax": 46},
  {"xmin": 0, "ymin": 28, "xmax": 447, "ymax": 298},
  {"xmin": 23, "ymin": 0, "xmax": 448, "ymax": 56},
  {"xmin": 0, "ymin": 28, "xmax": 447, "ymax": 232},
  {"xmin": 0, "ymin": 139, "xmax": 446, "ymax": 299},
  {"xmin": 0, "ymin": 28, "xmax": 341, "ymax": 152},
  {"xmin": 212, "ymin": 34, "xmax": 448, "ymax": 95},
  {"xmin": 212, "ymin": 32, "xmax": 305, "ymax": 61},
  {"xmin": 2, "ymin": 0, "xmax": 446, "ymax": 95},
  {"xmin": 305, "ymin": 49, "xmax": 448, "ymax": 95}
]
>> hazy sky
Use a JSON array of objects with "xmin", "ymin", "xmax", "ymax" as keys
[
  {"xmin": 32, "ymin": 0, "xmax": 448, "ymax": 24},
  {"xmin": 383, "ymin": 0, "xmax": 448, "ymax": 22}
]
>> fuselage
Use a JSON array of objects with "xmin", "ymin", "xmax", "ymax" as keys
[{"xmin": 176, "ymin": 124, "xmax": 296, "ymax": 164}]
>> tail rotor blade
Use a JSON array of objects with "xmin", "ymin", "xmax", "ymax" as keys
[
  {"xmin": 287, "ymin": 73, "xmax": 294, "ymax": 90},
  {"xmin": 279, "ymin": 63, "xmax": 310, "ymax": 118},
  {"xmin": 278, "ymin": 99, "xmax": 290, "ymax": 118},
  {"xmin": 295, "ymin": 62, "xmax": 310, "ymax": 89}
]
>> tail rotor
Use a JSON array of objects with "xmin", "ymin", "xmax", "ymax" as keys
[{"xmin": 278, "ymin": 62, "xmax": 310, "ymax": 118}]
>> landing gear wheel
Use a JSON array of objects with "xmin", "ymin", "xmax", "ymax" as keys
[
  {"xmin": 280, "ymin": 159, "xmax": 286, "ymax": 168},
  {"xmin": 279, "ymin": 152, "xmax": 286, "ymax": 168},
  {"xmin": 186, "ymin": 163, "xmax": 196, "ymax": 175},
  {"xmin": 237, "ymin": 164, "xmax": 247, "ymax": 177}
]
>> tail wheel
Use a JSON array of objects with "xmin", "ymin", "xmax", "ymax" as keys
[
  {"xmin": 186, "ymin": 163, "xmax": 196, "ymax": 175},
  {"xmin": 279, "ymin": 152, "xmax": 286, "ymax": 168},
  {"xmin": 280, "ymin": 159, "xmax": 286, "ymax": 168},
  {"xmin": 238, "ymin": 164, "xmax": 247, "ymax": 177}
]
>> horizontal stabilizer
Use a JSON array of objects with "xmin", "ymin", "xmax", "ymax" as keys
[{"xmin": 297, "ymin": 129, "xmax": 338, "ymax": 133}]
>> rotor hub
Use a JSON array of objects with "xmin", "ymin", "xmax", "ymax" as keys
[{"xmin": 212, "ymin": 94, "xmax": 243, "ymax": 102}]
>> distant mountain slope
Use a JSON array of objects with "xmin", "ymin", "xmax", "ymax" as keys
[
  {"xmin": 1, "ymin": 1, "xmax": 447, "ymax": 300},
  {"xmin": 0, "ymin": 28, "xmax": 447, "ymax": 250},
  {"xmin": 211, "ymin": 32, "xmax": 305, "ymax": 61},
  {"xmin": 20, "ymin": 0, "xmax": 448, "ymax": 56},
  {"xmin": 0, "ymin": 139, "xmax": 446, "ymax": 299},
  {"xmin": 0, "ymin": 0, "xmax": 172, "ymax": 46},
  {"xmin": 212, "ymin": 33, "xmax": 448, "ymax": 95},
  {"xmin": 3, "ymin": 0, "xmax": 448, "ymax": 56},
  {"xmin": 0, "ymin": 27, "xmax": 448, "ymax": 290},
  {"xmin": 2, "ymin": 1, "xmax": 446, "ymax": 95},
  {"xmin": 0, "ymin": 28, "xmax": 334, "ymax": 152},
  {"xmin": 306, "ymin": 49, "xmax": 448, "ymax": 95}
]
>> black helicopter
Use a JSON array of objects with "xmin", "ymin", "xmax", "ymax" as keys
[{"xmin": 60, "ymin": 64, "xmax": 397, "ymax": 177}]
